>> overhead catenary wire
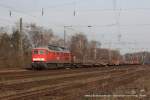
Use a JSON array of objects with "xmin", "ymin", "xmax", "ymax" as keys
[
  {"xmin": 0, "ymin": 3, "xmax": 37, "ymax": 18},
  {"xmin": 0, "ymin": 1, "xmax": 150, "ymax": 18},
  {"xmin": 0, "ymin": 1, "xmax": 150, "ymax": 28}
]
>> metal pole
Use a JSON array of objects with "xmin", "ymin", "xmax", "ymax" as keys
[
  {"xmin": 64, "ymin": 26, "xmax": 72, "ymax": 48},
  {"xmin": 20, "ymin": 17, "xmax": 23, "ymax": 56},
  {"xmin": 142, "ymin": 52, "xmax": 145, "ymax": 65},
  {"xmin": 19, "ymin": 17, "xmax": 24, "ymax": 66},
  {"xmin": 64, "ymin": 26, "xmax": 66, "ymax": 48},
  {"xmin": 108, "ymin": 42, "xmax": 112, "ymax": 64}
]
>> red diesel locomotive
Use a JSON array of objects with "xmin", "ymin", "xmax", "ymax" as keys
[
  {"xmin": 31, "ymin": 45, "xmax": 141, "ymax": 69},
  {"xmin": 32, "ymin": 45, "xmax": 72, "ymax": 69}
]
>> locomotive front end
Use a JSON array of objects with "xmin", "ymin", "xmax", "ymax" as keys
[{"xmin": 32, "ymin": 48, "xmax": 48, "ymax": 69}]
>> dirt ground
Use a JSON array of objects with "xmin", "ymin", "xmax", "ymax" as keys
[{"xmin": 0, "ymin": 65, "xmax": 150, "ymax": 100}]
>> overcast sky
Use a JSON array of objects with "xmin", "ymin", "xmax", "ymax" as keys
[{"xmin": 0, "ymin": 0, "xmax": 150, "ymax": 54}]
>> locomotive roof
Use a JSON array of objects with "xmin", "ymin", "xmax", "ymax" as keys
[
  {"xmin": 48, "ymin": 45, "xmax": 69, "ymax": 52},
  {"xmin": 33, "ymin": 45, "xmax": 70, "ymax": 52},
  {"xmin": 33, "ymin": 47, "xmax": 49, "ymax": 50}
]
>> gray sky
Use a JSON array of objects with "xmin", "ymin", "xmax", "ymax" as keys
[{"xmin": 0, "ymin": 0, "xmax": 150, "ymax": 54}]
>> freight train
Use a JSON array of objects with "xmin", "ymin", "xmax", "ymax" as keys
[{"xmin": 31, "ymin": 45, "xmax": 141, "ymax": 69}]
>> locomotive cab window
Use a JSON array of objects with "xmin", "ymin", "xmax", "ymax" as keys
[
  {"xmin": 34, "ymin": 50, "xmax": 38, "ymax": 54},
  {"xmin": 39, "ymin": 50, "xmax": 44, "ymax": 54}
]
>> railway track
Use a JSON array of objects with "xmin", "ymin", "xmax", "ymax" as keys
[
  {"xmin": 0, "ymin": 65, "xmax": 142, "ymax": 81},
  {"xmin": 0, "ymin": 68, "xmax": 129, "ymax": 95},
  {"xmin": 0, "ymin": 65, "xmax": 147, "ymax": 100},
  {"xmin": 60, "ymin": 68, "xmax": 149, "ymax": 100}
]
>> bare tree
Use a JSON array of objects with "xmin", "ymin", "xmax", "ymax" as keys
[
  {"xmin": 26, "ymin": 24, "xmax": 54, "ymax": 47},
  {"xmin": 0, "ymin": 33, "xmax": 12, "ymax": 67},
  {"xmin": 70, "ymin": 33, "xmax": 88, "ymax": 62},
  {"xmin": 88, "ymin": 40, "xmax": 101, "ymax": 60}
]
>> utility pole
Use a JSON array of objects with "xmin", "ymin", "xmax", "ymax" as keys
[
  {"xmin": 42, "ymin": 8, "xmax": 44, "ymax": 16},
  {"xmin": 20, "ymin": 18, "xmax": 22, "ymax": 33},
  {"xmin": 88, "ymin": 26, "xmax": 97, "ymax": 60},
  {"xmin": 20, "ymin": 18, "xmax": 23, "ymax": 55},
  {"xmin": 64, "ymin": 26, "xmax": 66, "ymax": 48},
  {"xmin": 108, "ymin": 41, "xmax": 112, "ymax": 64},
  {"xmin": 19, "ymin": 17, "xmax": 23, "ymax": 65},
  {"xmin": 142, "ymin": 51, "xmax": 146, "ymax": 65},
  {"xmin": 64, "ymin": 26, "xmax": 72, "ymax": 48}
]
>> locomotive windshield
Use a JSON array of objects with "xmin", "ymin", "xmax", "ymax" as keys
[
  {"xmin": 34, "ymin": 50, "xmax": 38, "ymax": 54},
  {"xmin": 33, "ymin": 50, "xmax": 45, "ymax": 54},
  {"xmin": 39, "ymin": 50, "xmax": 44, "ymax": 54}
]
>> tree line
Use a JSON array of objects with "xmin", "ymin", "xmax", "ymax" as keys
[{"xmin": 0, "ymin": 24, "xmax": 149, "ymax": 68}]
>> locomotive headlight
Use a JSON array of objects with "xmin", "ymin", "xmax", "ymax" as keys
[
  {"xmin": 40, "ymin": 58, "xmax": 45, "ymax": 61},
  {"xmin": 33, "ymin": 58, "xmax": 45, "ymax": 61}
]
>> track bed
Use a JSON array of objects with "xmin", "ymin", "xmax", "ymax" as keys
[{"xmin": 0, "ymin": 65, "xmax": 149, "ymax": 100}]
